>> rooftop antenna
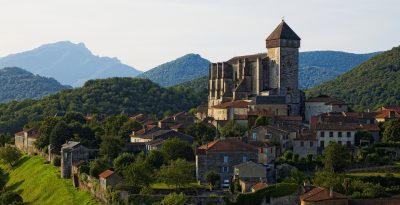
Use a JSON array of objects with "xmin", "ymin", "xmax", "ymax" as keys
[{"xmin": 281, "ymin": 16, "xmax": 285, "ymax": 22}]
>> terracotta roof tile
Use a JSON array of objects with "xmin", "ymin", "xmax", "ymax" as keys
[
  {"xmin": 213, "ymin": 100, "xmax": 250, "ymax": 109},
  {"xmin": 300, "ymin": 187, "xmax": 348, "ymax": 202},
  {"xmin": 99, "ymin": 170, "xmax": 114, "ymax": 178},
  {"xmin": 252, "ymin": 182, "xmax": 267, "ymax": 191},
  {"xmin": 197, "ymin": 139, "xmax": 257, "ymax": 154}
]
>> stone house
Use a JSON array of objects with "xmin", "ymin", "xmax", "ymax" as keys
[
  {"xmin": 305, "ymin": 96, "xmax": 348, "ymax": 122},
  {"xmin": 61, "ymin": 141, "xmax": 89, "ymax": 178},
  {"xmin": 14, "ymin": 128, "xmax": 38, "ymax": 154},
  {"xmin": 293, "ymin": 131, "xmax": 317, "ymax": 158},
  {"xmin": 99, "ymin": 170, "xmax": 122, "ymax": 191},
  {"xmin": 209, "ymin": 100, "xmax": 250, "ymax": 127},
  {"xmin": 300, "ymin": 187, "xmax": 349, "ymax": 205},
  {"xmin": 315, "ymin": 123, "xmax": 357, "ymax": 152},
  {"xmin": 233, "ymin": 161, "xmax": 267, "ymax": 193},
  {"xmin": 196, "ymin": 139, "xmax": 258, "ymax": 187},
  {"xmin": 375, "ymin": 108, "xmax": 400, "ymax": 122},
  {"xmin": 248, "ymin": 141, "xmax": 277, "ymax": 165}
]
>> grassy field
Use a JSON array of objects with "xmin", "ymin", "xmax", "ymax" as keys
[{"xmin": 3, "ymin": 156, "xmax": 99, "ymax": 205}]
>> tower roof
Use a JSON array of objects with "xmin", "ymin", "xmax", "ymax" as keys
[{"xmin": 266, "ymin": 20, "xmax": 301, "ymax": 41}]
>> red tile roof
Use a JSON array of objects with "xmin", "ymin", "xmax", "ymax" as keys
[
  {"xmin": 359, "ymin": 124, "xmax": 380, "ymax": 132},
  {"xmin": 197, "ymin": 139, "xmax": 257, "ymax": 154},
  {"xmin": 99, "ymin": 170, "xmax": 114, "ymax": 179},
  {"xmin": 252, "ymin": 182, "xmax": 267, "ymax": 191},
  {"xmin": 15, "ymin": 131, "xmax": 24, "ymax": 137},
  {"xmin": 306, "ymin": 96, "xmax": 346, "ymax": 105},
  {"xmin": 213, "ymin": 100, "xmax": 250, "ymax": 109},
  {"xmin": 375, "ymin": 109, "xmax": 400, "ymax": 119},
  {"xmin": 300, "ymin": 187, "xmax": 348, "ymax": 202}
]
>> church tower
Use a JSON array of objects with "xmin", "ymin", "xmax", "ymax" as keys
[
  {"xmin": 266, "ymin": 20, "xmax": 300, "ymax": 94},
  {"xmin": 266, "ymin": 20, "xmax": 301, "ymax": 115}
]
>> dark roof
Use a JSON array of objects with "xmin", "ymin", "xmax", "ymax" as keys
[
  {"xmin": 254, "ymin": 96, "xmax": 286, "ymax": 105},
  {"xmin": 227, "ymin": 53, "xmax": 266, "ymax": 64},
  {"xmin": 61, "ymin": 141, "xmax": 80, "ymax": 149},
  {"xmin": 139, "ymin": 129, "xmax": 193, "ymax": 141},
  {"xmin": 233, "ymin": 161, "xmax": 263, "ymax": 169},
  {"xmin": 266, "ymin": 20, "xmax": 301, "ymax": 41}
]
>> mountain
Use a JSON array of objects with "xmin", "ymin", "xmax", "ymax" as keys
[
  {"xmin": 0, "ymin": 77, "xmax": 206, "ymax": 134},
  {"xmin": 0, "ymin": 41, "xmax": 141, "ymax": 87},
  {"xmin": 299, "ymin": 51, "xmax": 381, "ymax": 88},
  {"xmin": 307, "ymin": 46, "xmax": 400, "ymax": 111},
  {"xmin": 0, "ymin": 67, "xmax": 71, "ymax": 103},
  {"xmin": 137, "ymin": 54, "xmax": 210, "ymax": 87}
]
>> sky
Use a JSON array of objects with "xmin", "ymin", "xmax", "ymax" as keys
[{"xmin": 0, "ymin": 0, "xmax": 399, "ymax": 71}]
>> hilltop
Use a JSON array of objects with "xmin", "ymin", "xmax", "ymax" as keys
[
  {"xmin": 308, "ymin": 46, "xmax": 400, "ymax": 111},
  {"xmin": 0, "ymin": 67, "xmax": 71, "ymax": 103},
  {"xmin": 0, "ymin": 41, "xmax": 141, "ymax": 86},
  {"xmin": 137, "ymin": 54, "xmax": 210, "ymax": 87}
]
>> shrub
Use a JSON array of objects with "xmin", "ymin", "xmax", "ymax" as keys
[
  {"xmin": 52, "ymin": 156, "xmax": 61, "ymax": 167},
  {"xmin": 79, "ymin": 164, "xmax": 90, "ymax": 174}
]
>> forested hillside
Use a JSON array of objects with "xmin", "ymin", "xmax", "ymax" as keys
[
  {"xmin": 0, "ymin": 78, "xmax": 206, "ymax": 134},
  {"xmin": 0, "ymin": 67, "xmax": 71, "ymax": 103},
  {"xmin": 137, "ymin": 54, "xmax": 210, "ymax": 87},
  {"xmin": 308, "ymin": 46, "xmax": 400, "ymax": 111}
]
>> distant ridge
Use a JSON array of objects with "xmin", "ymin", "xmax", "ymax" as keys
[
  {"xmin": 0, "ymin": 41, "xmax": 141, "ymax": 86},
  {"xmin": 0, "ymin": 67, "xmax": 71, "ymax": 103},
  {"xmin": 137, "ymin": 53, "xmax": 210, "ymax": 87}
]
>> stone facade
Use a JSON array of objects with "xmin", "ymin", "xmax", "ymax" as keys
[
  {"xmin": 208, "ymin": 20, "xmax": 303, "ymax": 119},
  {"xmin": 14, "ymin": 128, "xmax": 38, "ymax": 154},
  {"xmin": 61, "ymin": 141, "xmax": 89, "ymax": 178},
  {"xmin": 196, "ymin": 139, "xmax": 258, "ymax": 186}
]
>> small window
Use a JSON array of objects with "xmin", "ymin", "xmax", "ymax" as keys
[
  {"xmin": 338, "ymin": 132, "xmax": 342, "ymax": 138},
  {"xmin": 310, "ymin": 141, "xmax": 314, "ymax": 147},
  {"xmin": 222, "ymin": 167, "xmax": 229, "ymax": 173},
  {"xmin": 252, "ymin": 132, "xmax": 256, "ymax": 140},
  {"xmin": 347, "ymin": 132, "xmax": 351, "ymax": 138},
  {"xmin": 300, "ymin": 141, "xmax": 304, "ymax": 147},
  {"xmin": 320, "ymin": 140, "xmax": 325, "ymax": 148},
  {"xmin": 329, "ymin": 132, "xmax": 333, "ymax": 138},
  {"xmin": 242, "ymin": 156, "xmax": 247, "ymax": 162},
  {"xmin": 224, "ymin": 156, "xmax": 229, "ymax": 163},
  {"xmin": 320, "ymin": 131, "xmax": 325, "ymax": 138}
]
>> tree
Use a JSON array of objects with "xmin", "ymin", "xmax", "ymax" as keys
[
  {"xmin": 145, "ymin": 150, "xmax": 165, "ymax": 170},
  {"xmin": 313, "ymin": 170, "xmax": 344, "ymax": 192},
  {"xmin": 183, "ymin": 123, "xmax": 215, "ymax": 145},
  {"xmin": 323, "ymin": 142, "xmax": 351, "ymax": 172},
  {"xmin": 160, "ymin": 138, "xmax": 194, "ymax": 161},
  {"xmin": 64, "ymin": 111, "xmax": 86, "ymax": 124},
  {"xmin": 205, "ymin": 171, "xmax": 220, "ymax": 190},
  {"xmin": 383, "ymin": 119, "xmax": 400, "ymax": 142},
  {"xmin": 113, "ymin": 152, "xmax": 135, "ymax": 174},
  {"xmin": 124, "ymin": 161, "xmax": 153, "ymax": 193},
  {"xmin": 100, "ymin": 136, "xmax": 124, "ymax": 159},
  {"xmin": 35, "ymin": 117, "xmax": 60, "ymax": 149},
  {"xmin": 49, "ymin": 121, "xmax": 72, "ymax": 153},
  {"xmin": 283, "ymin": 150, "xmax": 293, "ymax": 161},
  {"xmin": 0, "ymin": 146, "xmax": 22, "ymax": 167},
  {"xmin": 255, "ymin": 116, "xmax": 272, "ymax": 127},
  {"xmin": 89, "ymin": 157, "xmax": 112, "ymax": 177},
  {"xmin": 118, "ymin": 120, "xmax": 142, "ymax": 141},
  {"xmin": 0, "ymin": 191, "xmax": 23, "ymax": 205},
  {"xmin": 157, "ymin": 159, "xmax": 195, "ymax": 188},
  {"xmin": 158, "ymin": 193, "xmax": 187, "ymax": 205},
  {"xmin": 0, "ymin": 133, "xmax": 13, "ymax": 146},
  {"xmin": 220, "ymin": 121, "xmax": 246, "ymax": 138}
]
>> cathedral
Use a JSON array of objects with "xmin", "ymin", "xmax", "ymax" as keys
[{"xmin": 208, "ymin": 20, "xmax": 304, "ymax": 119}]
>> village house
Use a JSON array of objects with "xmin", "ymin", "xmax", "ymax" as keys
[
  {"xmin": 196, "ymin": 139, "xmax": 258, "ymax": 187},
  {"xmin": 305, "ymin": 96, "xmax": 348, "ymax": 122},
  {"xmin": 300, "ymin": 187, "xmax": 349, "ymax": 205},
  {"xmin": 158, "ymin": 112, "xmax": 195, "ymax": 130},
  {"xmin": 14, "ymin": 128, "xmax": 38, "ymax": 154},
  {"xmin": 248, "ymin": 141, "xmax": 277, "ymax": 165},
  {"xmin": 315, "ymin": 123, "xmax": 357, "ymax": 152},
  {"xmin": 208, "ymin": 100, "xmax": 250, "ymax": 127},
  {"xmin": 233, "ymin": 161, "xmax": 267, "ymax": 193},
  {"xmin": 99, "ymin": 170, "xmax": 122, "ymax": 191},
  {"xmin": 375, "ymin": 107, "xmax": 400, "ymax": 122},
  {"xmin": 293, "ymin": 131, "xmax": 317, "ymax": 158},
  {"xmin": 61, "ymin": 141, "xmax": 89, "ymax": 178}
]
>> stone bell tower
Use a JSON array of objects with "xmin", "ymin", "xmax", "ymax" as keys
[{"xmin": 266, "ymin": 20, "xmax": 302, "ymax": 115}]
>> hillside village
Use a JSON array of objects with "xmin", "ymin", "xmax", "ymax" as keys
[{"xmin": 1, "ymin": 21, "xmax": 400, "ymax": 205}]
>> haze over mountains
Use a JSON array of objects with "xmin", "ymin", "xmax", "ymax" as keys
[{"xmin": 0, "ymin": 41, "xmax": 141, "ymax": 87}]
